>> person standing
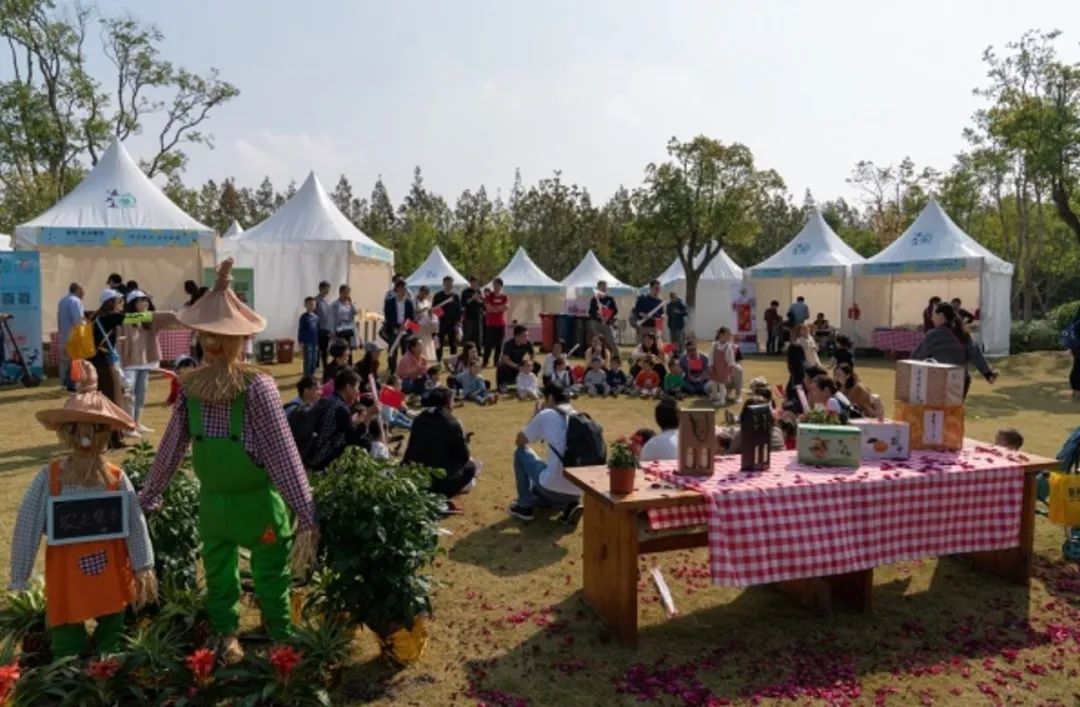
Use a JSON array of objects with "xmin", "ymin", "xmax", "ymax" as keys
[
  {"xmin": 587, "ymin": 280, "xmax": 619, "ymax": 355},
  {"xmin": 297, "ymin": 297, "xmax": 320, "ymax": 378},
  {"xmin": 382, "ymin": 280, "xmax": 415, "ymax": 373},
  {"xmin": 482, "ymin": 278, "xmax": 509, "ymax": 368},
  {"xmin": 764, "ymin": 300, "xmax": 782, "ymax": 355},
  {"xmin": 330, "ymin": 285, "xmax": 358, "ymax": 360},
  {"xmin": 118, "ymin": 290, "xmax": 177, "ymax": 436},
  {"xmin": 57, "ymin": 283, "xmax": 85, "ymax": 392},
  {"xmin": 632, "ymin": 280, "xmax": 664, "ymax": 343},
  {"xmin": 921, "ymin": 296, "xmax": 941, "ymax": 332},
  {"xmin": 665, "ymin": 292, "xmax": 688, "ymax": 354},
  {"xmin": 460, "ymin": 276, "xmax": 484, "ymax": 349},
  {"xmin": 912, "ymin": 302, "xmax": 997, "ymax": 399},
  {"xmin": 315, "ymin": 281, "xmax": 333, "ymax": 369},
  {"xmin": 433, "ymin": 276, "xmax": 461, "ymax": 363},
  {"xmin": 786, "ymin": 296, "xmax": 810, "ymax": 326}
]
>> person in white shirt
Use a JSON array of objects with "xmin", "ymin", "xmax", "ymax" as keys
[
  {"xmin": 639, "ymin": 397, "xmax": 680, "ymax": 462},
  {"xmin": 56, "ymin": 282, "xmax": 85, "ymax": 392},
  {"xmin": 516, "ymin": 357, "xmax": 541, "ymax": 400},
  {"xmin": 331, "ymin": 285, "xmax": 359, "ymax": 355},
  {"xmin": 509, "ymin": 384, "xmax": 583, "ymax": 525},
  {"xmin": 541, "ymin": 340, "xmax": 565, "ymax": 383}
]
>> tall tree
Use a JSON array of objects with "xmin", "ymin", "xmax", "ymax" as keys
[
  {"xmin": 253, "ymin": 176, "xmax": 275, "ymax": 221},
  {"xmin": 0, "ymin": 0, "xmax": 238, "ymax": 231},
  {"xmin": 635, "ymin": 136, "xmax": 783, "ymax": 316},
  {"xmin": 846, "ymin": 157, "xmax": 937, "ymax": 245},
  {"xmin": 362, "ymin": 177, "xmax": 396, "ymax": 250},
  {"xmin": 330, "ymin": 175, "xmax": 356, "ymax": 221},
  {"xmin": 216, "ymin": 178, "xmax": 244, "ymax": 233}
]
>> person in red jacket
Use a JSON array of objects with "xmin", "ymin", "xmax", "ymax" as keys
[{"xmin": 482, "ymin": 279, "xmax": 509, "ymax": 368}]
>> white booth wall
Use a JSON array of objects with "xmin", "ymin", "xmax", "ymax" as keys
[{"xmin": 750, "ymin": 276, "xmax": 852, "ymax": 343}]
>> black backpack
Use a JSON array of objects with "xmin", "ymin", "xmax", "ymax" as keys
[
  {"xmin": 287, "ymin": 397, "xmax": 334, "ymax": 467},
  {"xmin": 552, "ymin": 410, "xmax": 606, "ymax": 467}
]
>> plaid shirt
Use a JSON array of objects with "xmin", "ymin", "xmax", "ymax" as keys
[
  {"xmin": 9, "ymin": 466, "xmax": 154, "ymax": 592},
  {"xmin": 139, "ymin": 374, "xmax": 316, "ymax": 530}
]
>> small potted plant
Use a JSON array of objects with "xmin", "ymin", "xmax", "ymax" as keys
[{"xmin": 608, "ymin": 438, "xmax": 638, "ymax": 495}]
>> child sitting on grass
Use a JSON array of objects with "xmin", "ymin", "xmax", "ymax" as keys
[
  {"xmin": 995, "ymin": 428, "xmax": 1024, "ymax": 451},
  {"xmin": 378, "ymin": 375, "xmax": 415, "ymax": 430},
  {"xmin": 635, "ymin": 358, "xmax": 661, "ymax": 398},
  {"xmin": 322, "ymin": 340, "xmax": 350, "ymax": 386},
  {"xmin": 517, "ymin": 356, "xmax": 541, "ymax": 400},
  {"xmin": 542, "ymin": 340, "xmax": 565, "ymax": 385},
  {"xmin": 663, "ymin": 359, "xmax": 686, "ymax": 399},
  {"xmin": 583, "ymin": 357, "xmax": 610, "ymax": 396},
  {"xmin": 607, "ymin": 357, "xmax": 629, "ymax": 396},
  {"xmin": 550, "ymin": 355, "xmax": 574, "ymax": 391},
  {"xmin": 457, "ymin": 360, "xmax": 498, "ymax": 405}
]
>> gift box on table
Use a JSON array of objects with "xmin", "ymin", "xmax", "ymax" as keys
[
  {"xmin": 850, "ymin": 419, "xmax": 911, "ymax": 460},
  {"xmin": 894, "ymin": 401, "xmax": 964, "ymax": 451},
  {"xmin": 895, "ymin": 359, "xmax": 965, "ymax": 407},
  {"xmin": 796, "ymin": 424, "xmax": 861, "ymax": 467}
]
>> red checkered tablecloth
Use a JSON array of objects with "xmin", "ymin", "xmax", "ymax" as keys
[
  {"xmin": 643, "ymin": 443, "xmax": 1027, "ymax": 586},
  {"xmin": 48, "ymin": 329, "xmax": 192, "ymax": 366},
  {"xmin": 870, "ymin": 328, "xmax": 924, "ymax": 353}
]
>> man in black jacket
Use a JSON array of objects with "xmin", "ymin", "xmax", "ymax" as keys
[
  {"xmin": 402, "ymin": 387, "xmax": 477, "ymax": 513},
  {"xmin": 432, "ymin": 276, "xmax": 461, "ymax": 363},
  {"xmin": 587, "ymin": 279, "xmax": 619, "ymax": 355},
  {"xmin": 460, "ymin": 276, "xmax": 484, "ymax": 348}
]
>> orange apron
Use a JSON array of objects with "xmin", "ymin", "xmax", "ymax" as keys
[{"xmin": 45, "ymin": 462, "xmax": 136, "ymax": 627}]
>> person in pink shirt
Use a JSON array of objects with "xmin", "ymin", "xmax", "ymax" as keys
[{"xmin": 396, "ymin": 338, "xmax": 431, "ymax": 395}]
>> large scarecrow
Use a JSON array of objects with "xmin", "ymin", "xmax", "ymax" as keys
[
  {"xmin": 9, "ymin": 361, "xmax": 157, "ymax": 657},
  {"xmin": 139, "ymin": 259, "xmax": 317, "ymax": 663}
]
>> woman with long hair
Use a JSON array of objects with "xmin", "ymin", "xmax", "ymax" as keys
[
  {"xmin": 629, "ymin": 332, "xmax": 666, "ymax": 378},
  {"xmin": 583, "ymin": 334, "xmax": 611, "ymax": 371},
  {"xmin": 911, "ymin": 302, "xmax": 997, "ymax": 398},
  {"xmin": 834, "ymin": 363, "xmax": 880, "ymax": 418},
  {"xmin": 89, "ymin": 290, "xmax": 147, "ymax": 447}
]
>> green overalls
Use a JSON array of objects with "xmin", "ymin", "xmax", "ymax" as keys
[{"xmin": 188, "ymin": 393, "xmax": 294, "ymax": 640}]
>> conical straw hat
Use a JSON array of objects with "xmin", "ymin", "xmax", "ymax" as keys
[
  {"xmin": 36, "ymin": 361, "xmax": 136, "ymax": 431},
  {"xmin": 175, "ymin": 258, "xmax": 266, "ymax": 336}
]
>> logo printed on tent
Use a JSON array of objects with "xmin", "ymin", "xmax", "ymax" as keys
[
  {"xmin": 910, "ymin": 231, "xmax": 933, "ymax": 246},
  {"xmin": 105, "ymin": 190, "xmax": 136, "ymax": 209},
  {"xmin": 793, "ymin": 243, "xmax": 811, "ymax": 255}
]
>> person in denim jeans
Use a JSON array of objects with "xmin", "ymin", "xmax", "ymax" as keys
[{"xmin": 297, "ymin": 297, "xmax": 320, "ymax": 377}]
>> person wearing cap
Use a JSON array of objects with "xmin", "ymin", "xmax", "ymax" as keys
[
  {"xmin": 9, "ymin": 361, "xmax": 157, "ymax": 658},
  {"xmin": 89, "ymin": 289, "xmax": 154, "ymax": 448},
  {"xmin": 118, "ymin": 289, "xmax": 179, "ymax": 435},
  {"xmin": 138, "ymin": 258, "xmax": 317, "ymax": 664}
]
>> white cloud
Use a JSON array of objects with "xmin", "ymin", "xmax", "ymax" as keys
[{"xmin": 232, "ymin": 131, "xmax": 351, "ymax": 187}]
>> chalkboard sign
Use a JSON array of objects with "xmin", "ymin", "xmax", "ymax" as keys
[{"xmin": 46, "ymin": 491, "xmax": 129, "ymax": 546}]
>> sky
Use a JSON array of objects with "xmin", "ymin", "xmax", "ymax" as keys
[{"xmin": 93, "ymin": 0, "xmax": 1080, "ymax": 208}]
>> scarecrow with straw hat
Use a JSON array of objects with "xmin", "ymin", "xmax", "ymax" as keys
[
  {"xmin": 9, "ymin": 361, "xmax": 157, "ymax": 658},
  {"xmin": 138, "ymin": 259, "xmax": 318, "ymax": 663}
]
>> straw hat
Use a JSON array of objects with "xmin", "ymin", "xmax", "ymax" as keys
[
  {"xmin": 175, "ymin": 258, "xmax": 265, "ymax": 336},
  {"xmin": 36, "ymin": 361, "xmax": 136, "ymax": 431}
]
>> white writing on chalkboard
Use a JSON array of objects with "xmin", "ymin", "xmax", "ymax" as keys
[{"xmin": 47, "ymin": 491, "xmax": 130, "ymax": 546}]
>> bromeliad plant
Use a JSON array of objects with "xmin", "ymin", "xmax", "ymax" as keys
[
  {"xmin": 0, "ymin": 581, "xmax": 48, "ymax": 665},
  {"xmin": 123, "ymin": 442, "xmax": 202, "ymax": 592},
  {"xmin": 310, "ymin": 448, "xmax": 444, "ymax": 638}
]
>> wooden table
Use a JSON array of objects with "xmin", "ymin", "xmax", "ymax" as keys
[{"xmin": 566, "ymin": 450, "xmax": 1057, "ymax": 647}]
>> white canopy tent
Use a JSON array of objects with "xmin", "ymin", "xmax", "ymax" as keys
[
  {"xmin": 14, "ymin": 139, "xmax": 214, "ymax": 333},
  {"xmin": 222, "ymin": 220, "xmax": 244, "ymax": 238},
  {"xmin": 656, "ymin": 245, "xmax": 744, "ymax": 340},
  {"xmin": 748, "ymin": 210, "xmax": 864, "ymax": 346},
  {"xmin": 561, "ymin": 249, "xmax": 636, "ymax": 317},
  {"xmin": 217, "ymin": 172, "xmax": 394, "ymax": 341},
  {"xmin": 405, "ymin": 246, "xmax": 468, "ymax": 289},
  {"xmin": 0, "ymin": 234, "xmax": 10, "ymax": 251},
  {"xmin": 853, "ymin": 199, "xmax": 1014, "ymax": 357},
  {"xmin": 489, "ymin": 247, "xmax": 562, "ymax": 325}
]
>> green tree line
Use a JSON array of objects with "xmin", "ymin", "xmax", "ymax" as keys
[{"xmin": 2, "ymin": 2, "xmax": 1079, "ymax": 319}]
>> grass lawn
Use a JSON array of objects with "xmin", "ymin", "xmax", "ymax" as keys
[{"xmin": 1, "ymin": 351, "xmax": 1079, "ymax": 705}]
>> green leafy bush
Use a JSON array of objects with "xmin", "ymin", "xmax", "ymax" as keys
[
  {"xmin": 122, "ymin": 442, "xmax": 202, "ymax": 592},
  {"xmin": 1048, "ymin": 300, "xmax": 1080, "ymax": 332},
  {"xmin": 310, "ymin": 448, "xmax": 444, "ymax": 635},
  {"xmin": 608, "ymin": 439, "xmax": 638, "ymax": 469},
  {"xmin": 1010, "ymin": 319, "xmax": 1061, "ymax": 353}
]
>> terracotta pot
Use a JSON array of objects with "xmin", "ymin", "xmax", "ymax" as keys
[{"xmin": 609, "ymin": 467, "xmax": 636, "ymax": 495}]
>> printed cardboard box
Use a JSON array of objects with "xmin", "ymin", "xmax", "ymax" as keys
[
  {"xmin": 895, "ymin": 360, "xmax": 965, "ymax": 407},
  {"xmin": 796, "ymin": 424, "xmax": 862, "ymax": 468},
  {"xmin": 850, "ymin": 419, "xmax": 911, "ymax": 460},
  {"xmin": 894, "ymin": 401, "xmax": 964, "ymax": 451}
]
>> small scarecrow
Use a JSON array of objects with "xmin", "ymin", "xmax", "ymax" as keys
[
  {"xmin": 139, "ymin": 259, "xmax": 317, "ymax": 663},
  {"xmin": 9, "ymin": 361, "xmax": 157, "ymax": 658}
]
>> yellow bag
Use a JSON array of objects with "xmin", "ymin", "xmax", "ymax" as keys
[
  {"xmin": 65, "ymin": 322, "xmax": 95, "ymax": 361},
  {"xmin": 1048, "ymin": 472, "xmax": 1080, "ymax": 526}
]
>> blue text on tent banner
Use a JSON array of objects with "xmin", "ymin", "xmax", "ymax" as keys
[
  {"xmin": 862, "ymin": 258, "xmax": 968, "ymax": 276},
  {"xmin": 0, "ymin": 251, "xmax": 44, "ymax": 378},
  {"xmin": 38, "ymin": 227, "xmax": 201, "ymax": 247},
  {"xmin": 751, "ymin": 266, "xmax": 840, "ymax": 279}
]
